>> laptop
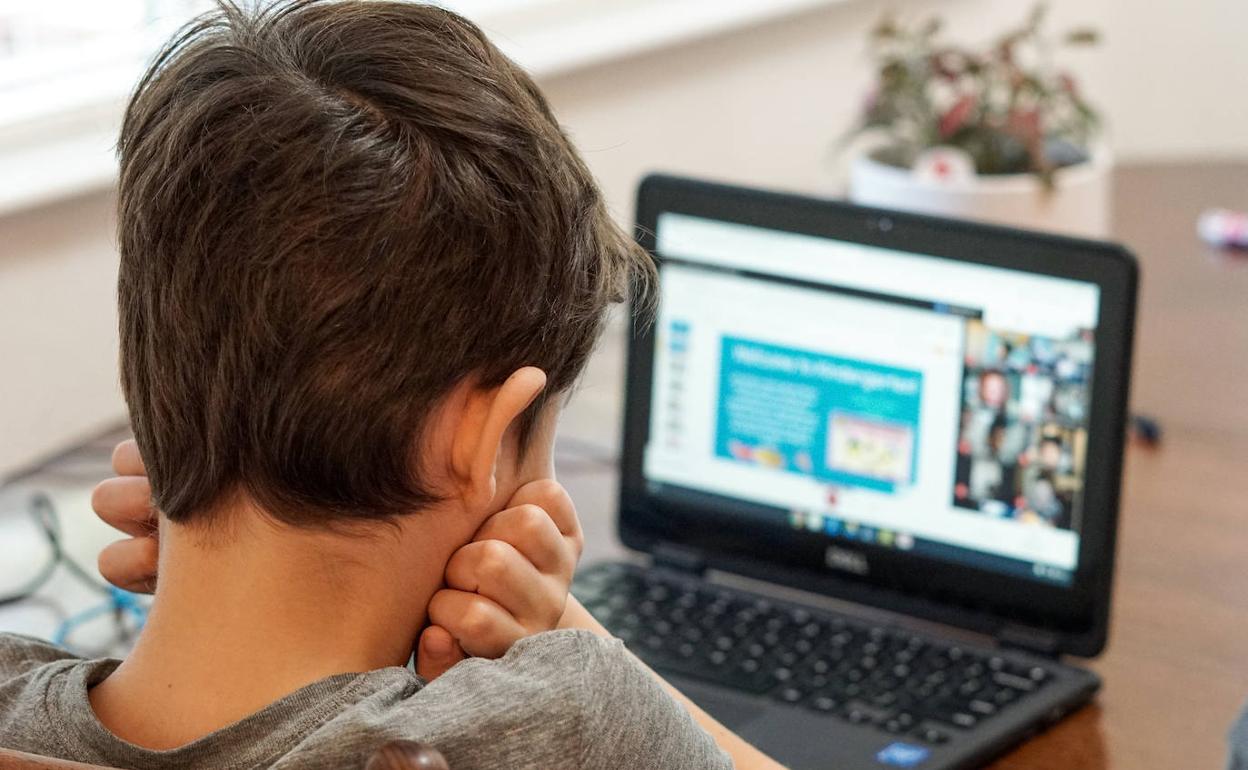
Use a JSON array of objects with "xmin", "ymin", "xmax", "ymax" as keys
[{"xmin": 571, "ymin": 174, "xmax": 1137, "ymax": 770}]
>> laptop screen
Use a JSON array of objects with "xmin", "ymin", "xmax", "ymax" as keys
[{"xmin": 642, "ymin": 212, "xmax": 1102, "ymax": 587}]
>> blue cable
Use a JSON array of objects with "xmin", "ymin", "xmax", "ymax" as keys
[{"xmin": 53, "ymin": 587, "xmax": 148, "ymax": 648}]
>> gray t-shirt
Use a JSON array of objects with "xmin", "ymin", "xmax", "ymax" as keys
[{"xmin": 0, "ymin": 630, "xmax": 731, "ymax": 769}]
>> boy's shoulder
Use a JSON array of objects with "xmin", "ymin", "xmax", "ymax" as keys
[
  {"xmin": 0, "ymin": 633, "xmax": 97, "ymax": 757},
  {"xmin": 0, "ymin": 632, "xmax": 80, "ymax": 679},
  {"xmin": 0, "ymin": 630, "xmax": 730, "ymax": 770},
  {"xmin": 279, "ymin": 629, "xmax": 731, "ymax": 770}
]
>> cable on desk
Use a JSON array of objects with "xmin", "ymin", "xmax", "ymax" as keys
[
  {"xmin": 0, "ymin": 495, "xmax": 65, "ymax": 608},
  {"xmin": 53, "ymin": 586, "xmax": 147, "ymax": 657},
  {"xmin": 0, "ymin": 492, "xmax": 149, "ymax": 655}
]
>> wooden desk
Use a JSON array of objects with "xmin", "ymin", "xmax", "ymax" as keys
[
  {"xmin": 990, "ymin": 164, "xmax": 1248, "ymax": 768},
  {"xmin": 559, "ymin": 162, "xmax": 1248, "ymax": 769}
]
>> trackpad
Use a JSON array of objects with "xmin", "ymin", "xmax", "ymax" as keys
[{"xmin": 670, "ymin": 677, "xmax": 766, "ymax": 731}]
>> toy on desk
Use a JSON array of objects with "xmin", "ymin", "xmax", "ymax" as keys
[{"xmin": 1197, "ymin": 208, "xmax": 1248, "ymax": 250}]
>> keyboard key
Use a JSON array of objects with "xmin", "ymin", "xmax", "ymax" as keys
[
  {"xmin": 777, "ymin": 686, "xmax": 805, "ymax": 704},
  {"xmin": 950, "ymin": 712, "xmax": 978, "ymax": 729},
  {"xmin": 871, "ymin": 691, "xmax": 898, "ymax": 708},
  {"xmin": 881, "ymin": 717, "xmax": 906, "ymax": 733},
  {"xmin": 846, "ymin": 706, "xmax": 873, "ymax": 724},
  {"xmin": 958, "ymin": 678, "xmax": 984, "ymax": 696},
  {"xmin": 807, "ymin": 695, "xmax": 839, "ymax": 713},
  {"xmin": 775, "ymin": 649, "xmax": 799, "ymax": 667}
]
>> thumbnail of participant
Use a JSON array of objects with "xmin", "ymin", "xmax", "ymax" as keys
[{"xmin": 952, "ymin": 320, "xmax": 1092, "ymax": 531}]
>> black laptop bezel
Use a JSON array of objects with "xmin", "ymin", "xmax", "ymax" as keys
[{"xmin": 619, "ymin": 174, "xmax": 1136, "ymax": 658}]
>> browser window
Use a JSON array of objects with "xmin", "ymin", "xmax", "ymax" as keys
[{"xmin": 643, "ymin": 213, "xmax": 1101, "ymax": 585}]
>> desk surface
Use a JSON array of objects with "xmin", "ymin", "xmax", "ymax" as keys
[
  {"xmin": 562, "ymin": 161, "xmax": 1248, "ymax": 770},
  {"xmin": 984, "ymin": 164, "xmax": 1248, "ymax": 768},
  {"xmin": 2, "ymin": 161, "xmax": 1246, "ymax": 768}
]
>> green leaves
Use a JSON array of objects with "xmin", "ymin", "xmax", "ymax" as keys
[{"xmin": 847, "ymin": 5, "xmax": 1102, "ymax": 181}]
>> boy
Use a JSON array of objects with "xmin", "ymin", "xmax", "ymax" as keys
[{"xmin": 0, "ymin": 2, "xmax": 782, "ymax": 768}]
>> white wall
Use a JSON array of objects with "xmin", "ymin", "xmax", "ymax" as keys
[
  {"xmin": 0, "ymin": 191, "xmax": 122, "ymax": 475},
  {"xmin": 1, "ymin": 0, "xmax": 1246, "ymax": 475}
]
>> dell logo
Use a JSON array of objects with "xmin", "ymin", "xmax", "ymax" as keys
[{"xmin": 825, "ymin": 546, "xmax": 870, "ymax": 576}]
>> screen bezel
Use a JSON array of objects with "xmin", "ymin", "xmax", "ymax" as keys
[{"xmin": 619, "ymin": 174, "xmax": 1137, "ymax": 658}]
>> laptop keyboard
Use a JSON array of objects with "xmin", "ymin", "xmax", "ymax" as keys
[{"xmin": 573, "ymin": 563, "xmax": 1053, "ymax": 746}]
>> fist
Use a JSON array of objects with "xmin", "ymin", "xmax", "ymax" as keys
[{"xmin": 417, "ymin": 479, "xmax": 584, "ymax": 678}]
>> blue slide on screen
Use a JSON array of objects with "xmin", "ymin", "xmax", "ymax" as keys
[{"xmin": 714, "ymin": 337, "xmax": 923, "ymax": 494}]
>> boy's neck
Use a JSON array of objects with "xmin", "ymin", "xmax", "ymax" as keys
[{"xmin": 89, "ymin": 501, "xmax": 464, "ymax": 749}]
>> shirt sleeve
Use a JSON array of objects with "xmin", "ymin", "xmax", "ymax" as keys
[
  {"xmin": 0, "ymin": 633, "xmax": 78, "ymax": 680},
  {"xmin": 575, "ymin": 634, "xmax": 733, "ymax": 770}
]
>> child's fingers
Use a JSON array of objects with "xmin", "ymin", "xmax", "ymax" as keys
[
  {"xmin": 444, "ymin": 540, "xmax": 559, "ymax": 624},
  {"xmin": 472, "ymin": 504, "xmax": 576, "ymax": 579},
  {"xmin": 91, "ymin": 476, "xmax": 157, "ymax": 537},
  {"xmin": 111, "ymin": 439, "xmax": 147, "ymax": 476},
  {"xmin": 97, "ymin": 537, "xmax": 159, "ymax": 594},
  {"xmin": 415, "ymin": 625, "xmax": 465, "ymax": 681},
  {"xmin": 427, "ymin": 588, "xmax": 528, "ymax": 659},
  {"xmin": 504, "ymin": 479, "xmax": 583, "ymax": 544}
]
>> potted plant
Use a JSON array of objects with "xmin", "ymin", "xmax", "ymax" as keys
[{"xmin": 846, "ymin": 5, "xmax": 1108, "ymax": 237}]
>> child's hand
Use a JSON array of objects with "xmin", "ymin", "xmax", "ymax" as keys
[
  {"xmin": 417, "ymin": 479, "xmax": 584, "ymax": 680},
  {"xmin": 92, "ymin": 440, "xmax": 160, "ymax": 593}
]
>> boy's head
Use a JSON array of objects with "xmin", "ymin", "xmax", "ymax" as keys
[{"xmin": 116, "ymin": 0, "xmax": 652, "ymax": 529}]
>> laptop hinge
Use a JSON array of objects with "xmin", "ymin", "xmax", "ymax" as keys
[
  {"xmin": 650, "ymin": 542, "xmax": 707, "ymax": 575},
  {"xmin": 997, "ymin": 623, "xmax": 1062, "ymax": 658}
]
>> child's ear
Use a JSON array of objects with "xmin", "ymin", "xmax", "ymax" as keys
[{"xmin": 449, "ymin": 367, "xmax": 547, "ymax": 511}]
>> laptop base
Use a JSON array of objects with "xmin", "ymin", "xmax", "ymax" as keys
[{"xmin": 574, "ymin": 561, "xmax": 1099, "ymax": 770}]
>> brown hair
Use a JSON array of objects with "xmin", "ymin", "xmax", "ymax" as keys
[{"xmin": 117, "ymin": 0, "xmax": 652, "ymax": 526}]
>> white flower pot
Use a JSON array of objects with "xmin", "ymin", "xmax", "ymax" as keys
[{"xmin": 848, "ymin": 150, "xmax": 1112, "ymax": 239}]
